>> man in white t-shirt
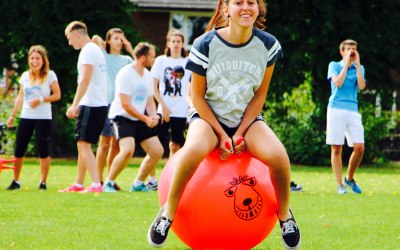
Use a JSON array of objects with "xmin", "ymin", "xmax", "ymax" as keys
[
  {"xmin": 151, "ymin": 30, "xmax": 191, "ymax": 158},
  {"xmin": 103, "ymin": 42, "xmax": 163, "ymax": 193},
  {"xmin": 60, "ymin": 21, "xmax": 108, "ymax": 193}
]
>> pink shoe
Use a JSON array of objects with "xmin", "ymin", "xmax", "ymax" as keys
[
  {"xmin": 58, "ymin": 184, "xmax": 85, "ymax": 193},
  {"xmin": 79, "ymin": 184, "xmax": 103, "ymax": 193}
]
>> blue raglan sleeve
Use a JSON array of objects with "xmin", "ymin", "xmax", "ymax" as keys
[
  {"xmin": 185, "ymin": 31, "xmax": 213, "ymax": 76},
  {"xmin": 255, "ymin": 30, "xmax": 283, "ymax": 67},
  {"xmin": 266, "ymin": 37, "xmax": 283, "ymax": 67}
]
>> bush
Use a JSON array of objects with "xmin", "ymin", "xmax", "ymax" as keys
[
  {"xmin": 0, "ymin": 86, "xmax": 18, "ymax": 156},
  {"xmin": 360, "ymin": 104, "xmax": 397, "ymax": 162},
  {"xmin": 264, "ymin": 73, "xmax": 397, "ymax": 165},
  {"xmin": 265, "ymin": 73, "xmax": 330, "ymax": 165}
]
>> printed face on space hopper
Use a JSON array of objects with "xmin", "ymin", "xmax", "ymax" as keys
[{"xmin": 224, "ymin": 175, "xmax": 263, "ymax": 221}]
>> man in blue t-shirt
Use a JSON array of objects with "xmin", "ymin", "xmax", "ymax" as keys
[{"xmin": 326, "ymin": 39, "xmax": 366, "ymax": 195}]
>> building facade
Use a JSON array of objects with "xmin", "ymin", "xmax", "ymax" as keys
[{"xmin": 130, "ymin": 0, "xmax": 217, "ymax": 52}]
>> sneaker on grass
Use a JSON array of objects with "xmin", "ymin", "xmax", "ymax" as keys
[
  {"xmin": 6, "ymin": 180, "xmax": 20, "ymax": 190},
  {"xmin": 290, "ymin": 181, "xmax": 302, "ymax": 192},
  {"xmin": 113, "ymin": 182, "xmax": 122, "ymax": 191},
  {"xmin": 79, "ymin": 184, "xmax": 103, "ymax": 193},
  {"xmin": 337, "ymin": 184, "xmax": 347, "ymax": 194},
  {"xmin": 344, "ymin": 177, "xmax": 362, "ymax": 194},
  {"xmin": 146, "ymin": 181, "xmax": 158, "ymax": 191},
  {"xmin": 58, "ymin": 184, "xmax": 85, "ymax": 193},
  {"xmin": 103, "ymin": 182, "xmax": 117, "ymax": 193},
  {"xmin": 147, "ymin": 207, "xmax": 173, "ymax": 247},
  {"xmin": 39, "ymin": 182, "xmax": 47, "ymax": 190},
  {"xmin": 280, "ymin": 209, "xmax": 301, "ymax": 250},
  {"xmin": 130, "ymin": 183, "xmax": 150, "ymax": 192}
]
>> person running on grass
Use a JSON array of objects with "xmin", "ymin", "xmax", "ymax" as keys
[
  {"xmin": 102, "ymin": 42, "xmax": 164, "ymax": 193},
  {"xmin": 60, "ymin": 21, "xmax": 108, "ymax": 193},
  {"xmin": 92, "ymin": 28, "xmax": 134, "ymax": 191},
  {"xmin": 6, "ymin": 45, "xmax": 61, "ymax": 191},
  {"xmin": 147, "ymin": 0, "xmax": 301, "ymax": 249}
]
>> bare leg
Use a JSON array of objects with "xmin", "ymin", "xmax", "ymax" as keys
[
  {"xmin": 77, "ymin": 141, "xmax": 100, "ymax": 183},
  {"xmin": 76, "ymin": 153, "xmax": 86, "ymax": 184},
  {"xmin": 346, "ymin": 143, "xmax": 364, "ymax": 180},
  {"xmin": 245, "ymin": 122, "xmax": 292, "ymax": 221},
  {"xmin": 169, "ymin": 141, "xmax": 181, "ymax": 157},
  {"xmin": 107, "ymin": 137, "xmax": 135, "ymax": 181},
  {"xmin": 39, "ymin": 156, "xmax": 50, "ymax": 183},
  {"xmin": 107, "ymin": 136, "xmax": 119, "ymax": 173},
  {"xmin": 95, "ymin": 135, "xmax": 111, "ymax": 182},
  {"xmin": 148, "ymin": 169, "xmax": 156, "ymax": 180},
  {"xmin": 147, "ymin": 139, "xmax": 172, "ymax": 181},
  {"xmin": 331, "ymin": 145, "xmax": 343, "ymax": 185},
  {"xmin": 135, "ymin": 137, "xmax": 164, "ymax": 182},
  {"xmin": 164, "ymin": 119, "xmax": 218, "ymax": 220},
  {"xmin": 13, "ymin": 157, "xmax": 24, "ymax": 181}
]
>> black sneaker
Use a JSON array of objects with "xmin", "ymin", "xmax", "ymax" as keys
[
  {"xmin": 290, "ymin": 181, "xmax": 302, "ymax": 192},
  {"xmin": 6, "ymin": 180, "xmax": 20, "ymax": 190},
  {"xmin": 39, "ymin": 182, "xmax": 47, "ymax": 190},
  {"xmin": 280, "ymin": 209, "xmax": 301, "ymax": 249},
  {"xmin": 147, "ymin": 208, "xmax": 173, "ymax": 247},
  {"xmin": 113, "ymin": 182, "xmax": 122, "ymax": 191},
  {"xmin": 146, "ymin": 181, "xmax": 158, "ymax": 191}
]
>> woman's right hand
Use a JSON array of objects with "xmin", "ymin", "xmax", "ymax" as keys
[
  {"xmin": 6, "ymin": 116, "xmax": 14, "ymax": 128},
  {"xmin": 219, "ymin": 135, "xmax": 233, "ymax": 160},
  {"xmin": 161, "ymin": 105, "xmax": 171, "ymax": 123}
]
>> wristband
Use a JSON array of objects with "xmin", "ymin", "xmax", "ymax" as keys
[{"xmin": 39, "ymin": 97, "xmax": 44, "ymax": 104}]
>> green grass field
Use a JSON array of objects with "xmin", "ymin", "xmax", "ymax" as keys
[{"xmin": 0, "ymin": 157, "xmax": 399, "ymax": 250}]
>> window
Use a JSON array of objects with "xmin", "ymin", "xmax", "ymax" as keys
[{"xmin": 170, "ymin": 12, "xmax": 212, "ymax": 49}]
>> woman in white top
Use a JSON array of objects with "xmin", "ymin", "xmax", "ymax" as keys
[{"xmin": 6, "ymin": 45, "xmax": 61, "ymax": 190}]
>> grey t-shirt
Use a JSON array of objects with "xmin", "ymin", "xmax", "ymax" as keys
[{"xmin": 186, "ymin": 28, "xmax": 282, "ymax": 127}]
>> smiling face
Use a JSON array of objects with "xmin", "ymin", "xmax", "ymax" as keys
[
  {"xmin": 29, "ymin": 51, "xmax": 44, "ymax": 74},
  {"xmin": 225, "ymin": 0, "xmax": 259, "ymax": 28}
]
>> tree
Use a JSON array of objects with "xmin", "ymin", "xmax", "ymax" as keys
[
  {"xmin": 264, "ymin": 0, "xmax": 400, "ymax": 164},
  {"xmin": 0, "ymin": 0, "xmax": 140, "ymax": 156},
  {"xmin": 1, "ymin": 0, "xmax": 398, "ymax": 162}
]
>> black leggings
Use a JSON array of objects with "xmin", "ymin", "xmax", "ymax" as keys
[{"xmin": 15, "ymin": 118, "xmax": 52, "ymax": 158}]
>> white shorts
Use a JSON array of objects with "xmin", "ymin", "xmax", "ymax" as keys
[{"xmin": 326, "ymin": 108, "xmax": 364, "ymax": 147}]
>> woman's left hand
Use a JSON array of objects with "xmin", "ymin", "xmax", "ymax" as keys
[
  {"xmin": 232, "ymin": 135, "xmax": 245, "ymax": 154},
  {"xmin": 28, "ymin": 98, "xmax": 40, "ymax": 108}
]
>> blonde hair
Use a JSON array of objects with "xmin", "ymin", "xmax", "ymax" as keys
[
  {"xmin": 65, "ymin": 20, "xmax": 88, "ymax": 36},
  {"xmin": 206, "ymin": 0, "xmax": 267, "ymax": 32},
  {"xmin": 28, "ymin": 45, "xmax": 50, "ymax": 83},
  {"xmin": 339, "ymin": 39, "xmax": 357, "ymax": 51}
]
